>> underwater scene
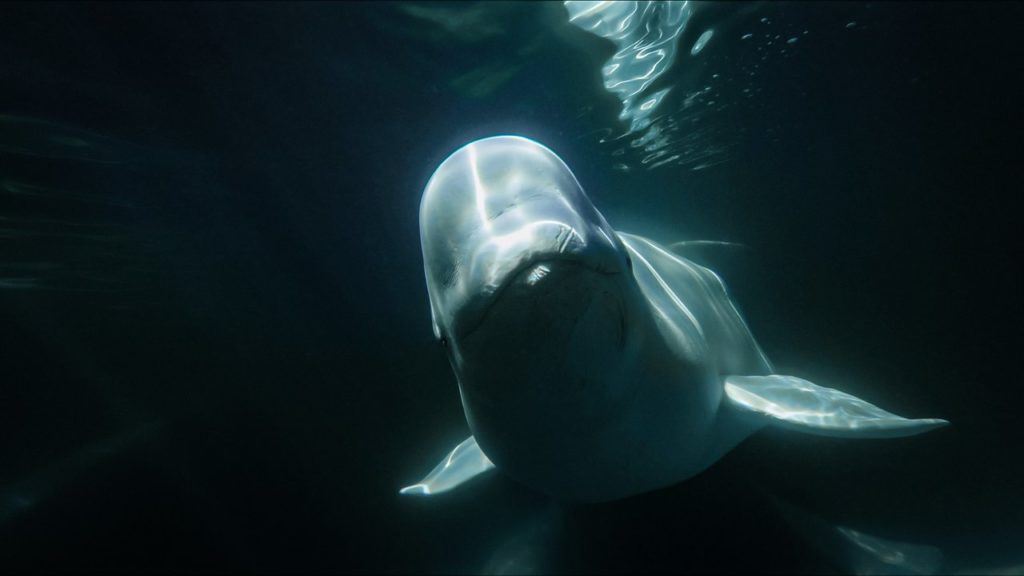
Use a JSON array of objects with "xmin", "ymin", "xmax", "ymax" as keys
[{"xmin": 1, "ymin": 1, "xmax": 1022, "ymax": 573}]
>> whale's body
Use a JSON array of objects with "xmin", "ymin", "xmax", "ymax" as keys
[{"xmin": 403, "ymin": 136, "xmax": 947, "ymax": 502}]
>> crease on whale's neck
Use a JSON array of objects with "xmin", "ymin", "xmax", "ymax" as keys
[{"xmin": 455, "ymin": 246, "xmax": 760, "ymax": 502}]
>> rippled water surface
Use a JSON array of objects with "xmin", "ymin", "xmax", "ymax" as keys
[{"xmin": 1, "ymin": 2, "xmax": 1022, "ymax": 573}]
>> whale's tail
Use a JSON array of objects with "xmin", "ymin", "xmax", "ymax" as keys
[{"xmin": 757, "ymin": 486, "xmax": 945, "ymax": 575}]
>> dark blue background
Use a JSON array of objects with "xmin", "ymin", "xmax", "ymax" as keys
[{"xmin": 1, "ymin": 2, "xmax": 1021, "ymax": 572}]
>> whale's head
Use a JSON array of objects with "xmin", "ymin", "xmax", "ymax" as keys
[{"xmin": 419, "ymin": 136, "xmax": 643, "ymax": 450}]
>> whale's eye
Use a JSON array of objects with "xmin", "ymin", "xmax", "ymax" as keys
[
  {"xmin": 440, "ymin": 336, "xmax": 449, "ymax": 350},
  {"xmin": 625, "ymin": 255, "xmax": 633, "ymax": 271}
]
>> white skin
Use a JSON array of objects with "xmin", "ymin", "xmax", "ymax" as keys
[
  {"xmin": 419, "ymin": 136, "xmax": 764, "ymax": 501},
  {"xmin": 415, "ymin": 136, "xmax": 946, "ymax": 502}
]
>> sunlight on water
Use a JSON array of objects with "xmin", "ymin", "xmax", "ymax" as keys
[
  {"xmin": 564, "ymin": 1, "xmax": 694, "ymax": 135},
  {"xmin": 564, "ymin": 1, "xmax": 736, "ymax": 172},
  {"xmin": 567, "ymin": 4, "xmax": 836, "ymax": 173}
]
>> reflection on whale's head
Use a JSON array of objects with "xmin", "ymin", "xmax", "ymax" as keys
[{"xmin": 419, "ymin": 136, "xmax": 640, "ymax": 425}]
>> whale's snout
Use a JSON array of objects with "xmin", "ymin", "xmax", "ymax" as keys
[{"xmin": 419, "ymin": 136, "xmax": 628, "ymax": 343}]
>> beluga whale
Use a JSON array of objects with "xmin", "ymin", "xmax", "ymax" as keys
[{"xmin": 402, "ymin": 135, "xmax": 947, "ymax": 502}]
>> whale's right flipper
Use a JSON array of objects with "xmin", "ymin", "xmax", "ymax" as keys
[
  {"xmin": 668, "ymin": 240, "xmax": 747, "ymax": 254},
  {"xmin": 400, "ymin": 436, "xmax": 495, "ymax": 496},
  {"xmin": 724, "ymin": 374, "xmax": 949, "ymax": 438}
]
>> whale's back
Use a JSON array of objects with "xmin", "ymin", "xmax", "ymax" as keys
[{"xmin": 618, "ymin": 232, "xmax": 773, "ymax": 378}]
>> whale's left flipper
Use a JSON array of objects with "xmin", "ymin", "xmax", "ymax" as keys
[
  {"xmin": 400, "ymin": 436, "xmax": 495, "ymax": 496},
  {"xmin": 724, "ymin": 375, "xmax": 949, "ymax": 438}
]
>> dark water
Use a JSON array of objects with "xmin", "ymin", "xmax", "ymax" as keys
[{"xmin": 1, "ymin": 1, "xmax": 1021, "ymax": 573}]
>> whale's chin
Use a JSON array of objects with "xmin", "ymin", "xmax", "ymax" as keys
[
  {"xmin": 454, "ymin": 258, "xmax": 628, "ymax": 415},
  {"xmin": 456, "ymin": 257, "xmax": 620, "ymax": 343},
  {"xmin": 451, "ymin": 254, "xmax": 619, "ymax": 341}
]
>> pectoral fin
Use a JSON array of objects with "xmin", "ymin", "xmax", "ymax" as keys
[
  {"xmin": 723, "ymin": 374, "xmax": 948, "ymax": 438},
  {"xmin": 668, "ymin": 240, "xmax": 747, "ymax": 253},
  {"xmin": 400, "ymin": 436, "xmax": 495, "ymax": 496}
]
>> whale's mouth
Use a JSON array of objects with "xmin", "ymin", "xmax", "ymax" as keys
[
  {"xmin": 453, "ymin": 255, "xmax": 629, "ymax": 412},
  {"xmin": 453, "ymin": 256, "xmax": 623, "ymax": 345}
]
